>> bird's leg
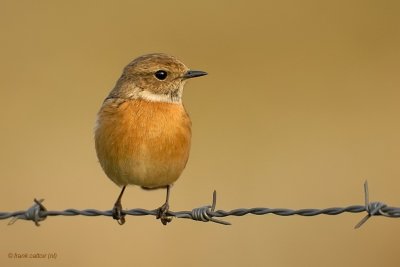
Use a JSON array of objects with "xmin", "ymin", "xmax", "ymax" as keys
[
  {"xmin": 112, "ymin": 185, "xmax": 126, "ymax": 225},
  {"xmin": 157, "ymin": 185, "xmax": 172, "ymax": 225}
]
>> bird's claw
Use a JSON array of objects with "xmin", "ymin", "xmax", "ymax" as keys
[
  {"xmin": 112, "ymin": 201, "xmax": 126, "ymax": 225},
  {"xmin": 157, "ymin": 203, "xmax": 172, "ymax": 225}
]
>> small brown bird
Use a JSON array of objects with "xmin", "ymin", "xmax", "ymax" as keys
[{"xmin": 95, "ymin": 53, "xmax": 207, "ymax": 225}]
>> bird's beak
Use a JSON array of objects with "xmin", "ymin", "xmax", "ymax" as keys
[{"xmin": 183, "ymin": 70, "xmax": 208, "ymax": 79}]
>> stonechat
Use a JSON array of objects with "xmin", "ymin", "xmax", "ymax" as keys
[{"xmin": 95, "ymin": 53, "xmax": 207, "ymax": 225}]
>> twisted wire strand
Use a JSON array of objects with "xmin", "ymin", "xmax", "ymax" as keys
[{"xmin": 1, "ymin": 181, "xmax": 399, "ymax": 228}]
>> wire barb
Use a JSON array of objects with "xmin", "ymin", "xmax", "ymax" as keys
[
  {"xmin": 354, "ymin": 181, "xmax": 388, "ymax": 229},
  {"xmin": 191, "ymin": 190, "xmax": 231, "ymax": 225},
  {"xmin": 8, "ymin": 198, "xmax": 47, "ymax": 226},
  {"xmin": 2, "ymin": 181, "xmax": 400, "ymax": 227}
]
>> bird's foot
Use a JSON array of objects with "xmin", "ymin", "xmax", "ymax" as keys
[
  {"xmin": 157, "ymin": 202, "xmax": 172, "ymax": 225},
  {"xmin": 112, "ymin": 201, "xmax": 126, "ymax": 225}
]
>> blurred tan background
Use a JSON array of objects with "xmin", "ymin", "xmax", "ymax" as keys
[{"xmin": 1, "ymin": 0, "xmax": 400, "ymax": 266}]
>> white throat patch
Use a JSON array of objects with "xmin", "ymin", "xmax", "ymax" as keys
[{"xmin": 137, "ymin": 89, "xmax": 183, "ymax": 103}]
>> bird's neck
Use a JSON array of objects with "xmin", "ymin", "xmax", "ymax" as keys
[{"xmin": 107, "ymin": 83, "xmax": 183, "ymax": 104}]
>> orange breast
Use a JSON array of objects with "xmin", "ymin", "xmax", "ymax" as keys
[{"xmin": 95, "ymin": 99, "xmax": 192, "ymax": 188}]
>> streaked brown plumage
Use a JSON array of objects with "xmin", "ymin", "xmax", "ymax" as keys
[{"xmin": 95, "ymin": 53, "xmax": 206, "ymax": 225}]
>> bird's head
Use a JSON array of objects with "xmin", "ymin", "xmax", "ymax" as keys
[{"xmin": 109, "ymin": 53, "xmax": 207, "ymax": 103}]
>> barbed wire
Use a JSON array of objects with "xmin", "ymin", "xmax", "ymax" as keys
[{"xmin": 1, "ymin": 181, "xmax": 399, "ymax": 228}]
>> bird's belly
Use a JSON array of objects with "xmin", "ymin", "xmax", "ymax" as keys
[{"xmin": 95, "ymin": 99, "xmax": 192, "ymax": 188}]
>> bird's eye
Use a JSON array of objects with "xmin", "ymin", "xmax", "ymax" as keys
[{"xmin": 154, "ymin": 70, "xmax": 168, "ymax": 80}]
